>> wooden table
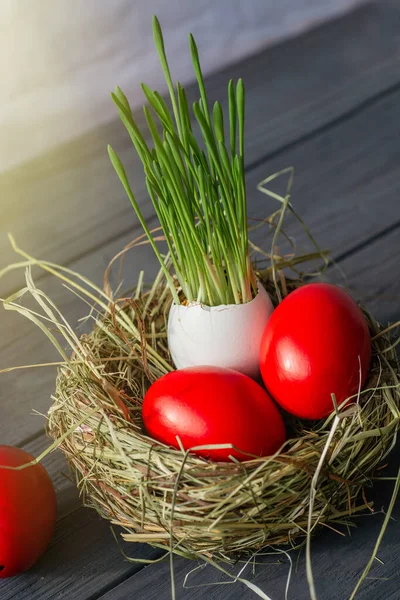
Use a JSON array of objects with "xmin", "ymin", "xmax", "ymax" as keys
[{"xmin": 1, "ymin": 2, "xmax": 399, "ymax": 598}]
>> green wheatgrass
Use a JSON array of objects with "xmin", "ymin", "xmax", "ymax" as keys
[{"xmin": 108, "ymin": 16, "xmax": 255, "ymax": 307}]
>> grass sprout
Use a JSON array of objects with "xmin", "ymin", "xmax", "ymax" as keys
[{"xmin": 108, "ymin": 16, "xmax": 254, "ymax": 306}]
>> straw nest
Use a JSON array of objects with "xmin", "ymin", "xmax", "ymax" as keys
[{"xmin": 46, "ymin": 264, "xmax": 400, "ymax": 562}]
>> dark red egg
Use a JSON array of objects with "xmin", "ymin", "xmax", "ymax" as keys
[
  {"xmin": 260, "ymin": 283, "xmax": 371, "ymax": 420},
  {"xmin": 142, "ymin": 366, "xmax": 286, "ymax": 461}
]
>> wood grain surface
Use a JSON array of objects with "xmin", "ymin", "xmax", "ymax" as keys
[{"xmin": 0, "ymin": 2, "xmax": 399, "ymax": 599}]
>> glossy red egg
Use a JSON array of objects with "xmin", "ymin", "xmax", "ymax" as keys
[
  {"xmin": 142, "ymin": 366, "xmax": 286, "ymax": 461},
  {"xmin": 260, "ymin": 283, "xmax": 371, "ymax": 420},
  {"xmin": 0, "ymin": 446, "xmax": 57, "ymax": 578}
]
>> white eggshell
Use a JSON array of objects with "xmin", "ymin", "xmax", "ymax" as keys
[{"xmin": 167, "ymin": 281, "xmax": 274, "ymax": 379}]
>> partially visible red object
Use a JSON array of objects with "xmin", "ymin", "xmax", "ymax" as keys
[
  {"xmin": 0, "ymin": 446, "xmax": 57, "ymax": 578},
  {"xmin": 142, "ymin": 366, "xmax": 286, "ymax": 462},
  {"xmin": 260, "ymin": 283, "xmax": 372, "ymax": 420}
]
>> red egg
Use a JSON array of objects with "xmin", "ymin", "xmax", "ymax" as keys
[
  {"xmin": 260, "ymin": 283, "xmax": 371, "ymax": 420},
  {"xmin": 0, "ymin": 446, "xmax": 57, "ymax": 578},
  {"xmin": 142, "ymin": 366, "xmax": 286, "ymax": 462}
]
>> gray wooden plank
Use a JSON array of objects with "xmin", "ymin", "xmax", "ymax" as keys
[
  {"xmin": 325, "ymin": 226, "xmax": 400, "ymax": 325},
  {"xmin": 246, "ymin": 83, "xmax": 400, "ymax": 259},
  {"xmin": 2, "ymin": 76, "xmax": 400, "ymax": 445},
  {"xmin": 2, "ymin": 1, "xmax": 400, "ymax": 296},
  {"xmin": 0, "ymin": 433, "xmax": 162, "ymax": 599}
]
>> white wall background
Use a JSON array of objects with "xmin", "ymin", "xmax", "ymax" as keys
[{"xmin": 1, "ymin": 0, "xmax": 365, "ymax": 174}]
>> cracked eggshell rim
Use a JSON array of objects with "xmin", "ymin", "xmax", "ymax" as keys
[{"xmin": 167, "ymin": 281, "xmax": 274, "ymax": 379}]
